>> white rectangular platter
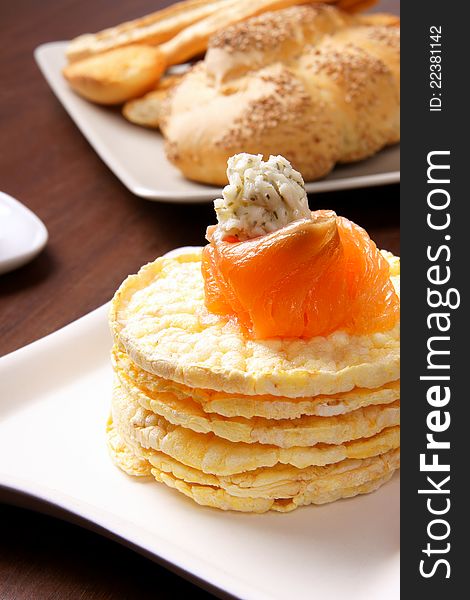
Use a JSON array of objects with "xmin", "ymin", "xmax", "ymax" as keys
[
  {"xmin": 0, "ymin": 300, "xmax": 399, "ymax": 599},
  {"xmin": 34, "ymin": 41, "xmax": 400, "ymax": 203}
]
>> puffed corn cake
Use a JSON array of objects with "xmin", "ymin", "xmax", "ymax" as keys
[{"xmin": 107, "ymin": 247, "xmax": 400, "ymax": 512}]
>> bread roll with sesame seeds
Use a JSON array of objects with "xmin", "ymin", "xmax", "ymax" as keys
[{"xmin": 160, "ymin": 4, "xmax": 399, "ymax": 185}]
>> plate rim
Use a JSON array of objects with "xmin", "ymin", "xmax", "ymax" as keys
[
  {"xmin": 0, "ymin": 473, "xmax": 258, "ymax": 600},
  {"xmin": 0, "ymin": 484, "xmax": 235, "ymax": 600}
]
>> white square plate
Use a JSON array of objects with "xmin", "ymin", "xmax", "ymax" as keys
[
  {"xmin": 0, "ymin": 248, "xmax": 399, "ymax": 599},
  {"xmin": 34, "ymin": 42, "xmax": 400, "ymax": 203}
]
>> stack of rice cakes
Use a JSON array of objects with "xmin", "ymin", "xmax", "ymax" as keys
[{"xmin": 108, "ymin": 249, "xmax": 400, "ymax": 513}]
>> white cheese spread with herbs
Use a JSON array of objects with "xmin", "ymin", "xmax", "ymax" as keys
[{"xmin": 213, "ymin": 154, "xmax": 311, "ymax": 241}]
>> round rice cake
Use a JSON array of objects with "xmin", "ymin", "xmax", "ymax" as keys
[
  {"xmin": 112, "ymin": 379, "xmax": 400, "ymax": 475},
  {"xmin": 115, "ymin": 363, "xmax": 400, "ymax": 448},
  {"xmin": 107, "ymin": 416, "xmax": 399, "ymax": 512},
  {"xmin": 109, "ymin": 249, "xmax": 400, "ymax": 398},
  {"xmin": 113, "ymin": 345, "xmax": 400, "ymax": 419},
  {"xmin": 153, "ymin": 468, "xmax": 396, "ymax": 513},
  {"xmin": 106, "ymin": 415, "xmax": 152, "ymax": 477},
  {"xmin": 137, "ymin": 433, "xmax": 400, "ymax": 501},
  {"xmin": 152, "ymin": 449, "xmax": 399, "ymax": 511}
]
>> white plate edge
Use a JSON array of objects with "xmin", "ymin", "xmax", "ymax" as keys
[{"xmin": 0, "ymin": 472, "xmax": 270, "ymax": 600}]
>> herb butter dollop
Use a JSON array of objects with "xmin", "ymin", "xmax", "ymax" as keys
[{"xmin": 214, "ymin": 153, "xmax": 311, "ymax": 241}]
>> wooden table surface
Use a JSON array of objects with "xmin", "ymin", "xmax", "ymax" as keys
[{"xmin": 0, "ymin": 0, "xmax": 399, "ymax": 597}]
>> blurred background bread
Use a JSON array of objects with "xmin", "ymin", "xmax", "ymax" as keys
[
  {"xmin": 66, "ymin": 0, "xmax": 233, "ymax": 62},
  {"xmin": 122, "ymin": 73, "xmax": 184, "ymax": 128},
  {"xmin": 160, "ymin": 4, "xmax": 400, "ymax": 184},
  {"xmin": 63, "ymin": 45, "xmax": 166, "ymax": 105},
  {"xmin": 61, "ymin": 0, "xmax": 399, "ymax": 185},
  {"xmin": 63, "ymin": 0, "xmax": 375, "ymax": 105}
]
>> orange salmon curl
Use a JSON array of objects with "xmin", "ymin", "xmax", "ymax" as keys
[{"xmin": 201, "ymin": 210, "xmax": 399, "ymax": 340}]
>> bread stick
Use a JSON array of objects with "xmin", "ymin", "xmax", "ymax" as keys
[
  {"xmin": 337, "ymin": 0, "xmax": 377, "ymax": 10},
  {"xmin": 66, "ymin": 0, "xmax": 231, "ymax": 62},
  {"xmin": 158, "ymin": 0, "xmax": 375, "ymax": 67},
  {"xmin": 359, "ymin": 12, "xmax": 399, "ymax": 26}
]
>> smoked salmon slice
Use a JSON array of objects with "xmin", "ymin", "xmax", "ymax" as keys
[{"xmin": 201, "ymin": 210, "xmax": 399, "ymax": 339}]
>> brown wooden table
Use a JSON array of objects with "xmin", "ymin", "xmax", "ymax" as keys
[{"xmin": 0, "ymin": 0, "xmax": 399, "ymax": 597}]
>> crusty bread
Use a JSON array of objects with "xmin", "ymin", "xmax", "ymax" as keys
[
  {"xmin": 62, "ymin": 0, "xmax": 375, "ymax": 106},
  {"xmin": 63, "ymin": 45, "xmax": 166, "ymax": 105},
  {"xmin": 122, "ymin": 73, "xmax": 184, "ymax": 128},
  {"xmin": 66, "ymin": 0, "xmax": 233, "ymax": 63},
  {"xmin": 66, "ymin": 0, "xmax": 374, "ymax": 64},
  {"xmin": 160, "ymin": 5, "xmax": 400, "ymax": 185},
  {"xmin": 158, "ymin": 0, "xmax": 372, "ymax": 67}
]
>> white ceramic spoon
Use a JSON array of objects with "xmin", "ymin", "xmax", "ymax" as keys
[{"xmin": 0, "ymin": 191, "xmax": 48, "ymax": 275}]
